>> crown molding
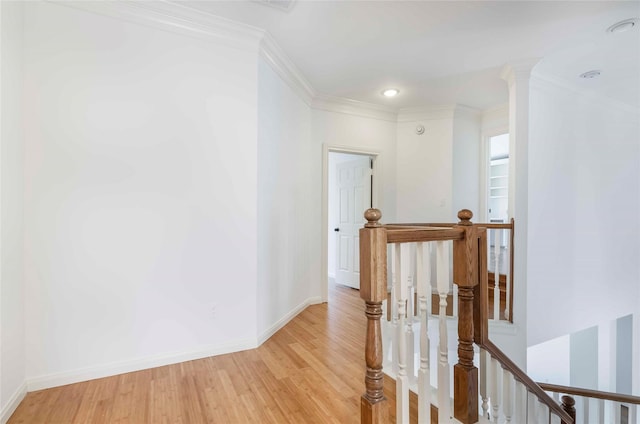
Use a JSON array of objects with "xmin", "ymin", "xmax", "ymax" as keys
[
  {"xmin": 532, "ymin": 73, "xmax": 640, "ymax": 116},
  {"xmin": 311, "ymin": 95, "xmax": 398, "ymax": 122},
  {"xmin": 48, "ymin": 0, "xmax": 265, "ymax": 52},
  {"xmin": 500, "ymin": 58, "xmax": 541, "ymax": 88},
  {"xmin": 397, "ymin": 105, "xmax": 458, "ymax": 122},
  {"xmin": 260, "ymin": 33, "xmax": 315, "ymax": 106},
  {"xmin": 453, "ymin": 104, "xmax": 481, "ymax": 120},
  {"xmin": 482, "ymin": 103, "xmax": 509, "ymax": 117}
]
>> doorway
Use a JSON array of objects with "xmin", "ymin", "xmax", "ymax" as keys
[
  {"xmin": 322, "ymin": 146, "xmax": 379, "ymax": 301},
  {"xmin": 486, "ymin": 133, "xmax": 509, "ymax": 247}
]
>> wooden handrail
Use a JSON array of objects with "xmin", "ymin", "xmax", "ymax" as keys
[
  {"xmin": 386, "ymin": 222, "xmax": 515, "ymax": 230},
  {"xmin": 385, "ymin": 227, "xmax": 464, "ymax": 243},
  {"xmin": 538, "ymin": 383, "xmax": 640, "ymax": 404},
  {"xmin": 481, "ymin": 340, "xmax": 574, "ymax": 423}
]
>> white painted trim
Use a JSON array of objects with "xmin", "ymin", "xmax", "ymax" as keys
[
  {"xmin": 257, "ymin": 296, "xmax": 323, "ymax": 345},
  {"xmin": 312, "ymin": 94, "xmax": 397, "ymax": 122},
  {"xmin": 260, "ymin": 33, "xmax": 315, "ymax": 106},
  {"xmin": 322, "ymin": 144, "xmax": 381, "ymax": 303},
  {"xmin": 0, "ymin": 382, "xmax": 27, "ymax": 424},
  {"xmin": 48, "ymin": 0, "xmax": 264, "ymax": 52},
  {"xmin": 26, "ymin": 338, "xmax": 256, "ymax": 392}
]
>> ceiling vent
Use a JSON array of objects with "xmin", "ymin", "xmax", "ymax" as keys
[{"xmin": 252, "ymin": 0, "xmax": 297, "ymax": 12}]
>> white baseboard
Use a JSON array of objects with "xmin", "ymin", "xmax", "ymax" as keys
[
  {"xmin": 1, "ymin": 381, "xmax": 27, "ymax": 424},
  {"xmin": 258, "ymin": 296, "xmax": 323, "ymax": 345},
  {"xmin": 26, "ymin": 338, "xmax": 256, "ymax": 392},
  {"xmin": 22, "ymin": 297, "xmax": 325, "ymax": 393}
]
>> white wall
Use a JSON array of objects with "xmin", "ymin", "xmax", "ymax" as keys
[
  {"xmin": 257, "ymin": 57, "xmax": 319, "ymax": 341},
  {"xmin": 452, "ymin": 107, "xmax": 481, "ymax": 218},
  {"xmin": 396, "ymin": 108, "xmax": 454, "ymax": 222},
  {"xmin": 22, "ymin": 2, "xmax": 259, "ymax": 388},
  {"xmin": 1, "ymin": 1, "xmax": 26, "ymax": 419},
  {"xmin": 313, "ymin": 108, "xmax": 397, "ymax": 222},
  {"xmin": 528, "ymin": 76, "xmax": 640, "ymax": 347}
]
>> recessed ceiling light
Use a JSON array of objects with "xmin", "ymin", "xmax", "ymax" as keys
[
  {"xmin": 579, "ymin": 70, "xmax": 601, "ymax": 79},
  {"xmin": 607, "ymin": 18, "xmax": 638, "ymax": 34},
  {"xmin": 382, "ymin": 88, "xmax": 399, "ymax": 97}
]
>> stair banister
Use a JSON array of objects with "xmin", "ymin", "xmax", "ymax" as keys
[
  {"xmin": 359, "ymin": 208, "xmax": 388, "ymax": 423},
  {"xmin": 452, "ymin": 209, "xmax": 479, "ymax": 423},
  {"xmin": 360, "ymin": 208, "xmax": 478, "ymax": 424}
]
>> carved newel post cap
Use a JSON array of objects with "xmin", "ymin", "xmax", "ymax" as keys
[
  {"xmin": 457, "ymin": 209, "xmax": 473, "ymax": 226},
  {"xmin": 561, "ymin": 395, "xmax": 576, "ymax": 408},
  {"xmin": 364, "ymin": 208, "xmax": 382, "ymax": 228}
]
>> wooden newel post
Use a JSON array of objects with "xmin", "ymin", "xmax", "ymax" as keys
[
  {"xmin": 360, "ymin": 208, "xmax": 388, "ymax": 424},
  {"xmin": 561, "ymin": 395, "xmax": 576, "ymax": 424},
  {"xmin": 453, "ymin": 209, "xmax": 479, "ymax": 424}
]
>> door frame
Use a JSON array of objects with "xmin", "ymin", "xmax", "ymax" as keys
[{"xmin": 321, "ymin": 144, "xmax": 381, "ymax": 302}]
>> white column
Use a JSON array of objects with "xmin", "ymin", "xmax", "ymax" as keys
[{"xmin": 500, "ymin": 59, "xmax": 539, "ymax": 365}]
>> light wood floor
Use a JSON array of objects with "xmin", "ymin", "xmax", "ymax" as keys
[{"xmin": 9, "ymin": 284, "xmax": 381, "ymax": 424}]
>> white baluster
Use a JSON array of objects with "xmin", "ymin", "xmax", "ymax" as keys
[
  {"xmin": 503, "ymin": 369, "xmax": 513, "ymax": 423},
  {"xmin": 504, "ymin": 227, "xmax": 511, "ymax": 321},
  {"xmin": 436, "ymin": 240, "xmax": 451, "ymax": 423},
  {"xmin": 416, "ymin": 242, "xmax": 431, "ymax": 424},
  {"xmin": 407, "ymin": 275, "xmax": 415, "ymax": 386},
  {"xmin": 629, "ymin": 403, "xmax": 637, "ymax": 424},
  {"xmin": 452, "ymin": 282, "xmax": 458, "ymax": 318},
  {"xmin": 538, "ymin": 401, "xmax": 549, "ymax": 424},
  {"xmin": 490, "ymin": 357, "xmax": 501, "ymax": 422},
  {"xmin": 390, "ymin": 249, "xmax": 399, "ymax": 375},
  {"xmin": 582, "ymin": 396, "xmax": 590, "ymax": 424},
  {"xmin": 552, "ymin": 391, "xmax": 560, "ymax": 403},
  {"xmin": 598, "ymin": 398, "xmax": 605, "ymax": 424},
  {"xmin": 493, "ymin": 228, "xmax": 501, "ymax": 321},
  {"xmin": 514, "ymin": 381, "xmax": 527, "ymax": 424},
  {"xmin": 394, "ymin": 243, "xmax": 410, "ymax": 424},
  {"xmin": 480, "ymin": 349, "xmax": 489, "ymax": 419},
  {"xmin": 527, "ymin": 392, "xmax": 537, "ymax": 423}
]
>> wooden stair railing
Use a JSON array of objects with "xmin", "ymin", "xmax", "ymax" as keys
[
  {"xmin": 360, "ymin": 209, "xmax": 479, "ymax": 423},
  {"xmin": 360, "ymin": 209, "xmax": 575, "ymax": 424},
  {"xmin": 538, "ymin": 383, "xmax": 640, "ymax": 424},
  {"xmin": 386, "ymin": 219, "xmax": 515, "ymax": 323},
  {"xmin": 473, "ymin": 226, "xmax": 574, "ymax": 424}
]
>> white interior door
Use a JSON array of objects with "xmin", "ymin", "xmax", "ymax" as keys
[{"xmin": 335, "ymin": 157, "xmax": 372, "ymax": 289}]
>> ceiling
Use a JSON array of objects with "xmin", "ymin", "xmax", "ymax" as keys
[{"xmin": 183, "ymin": 0, "xmax": 640, "ymax": 111}]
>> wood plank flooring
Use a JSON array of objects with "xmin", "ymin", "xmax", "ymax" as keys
[{"xmin": 9, "ymin": 284, "xmax": 377, "ymax": 424}]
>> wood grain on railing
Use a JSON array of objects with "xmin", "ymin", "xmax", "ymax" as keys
[
  {"xmin": 384, "ymin": 227, "xmax": 464, "ymax": 243},
  {"xmin": 360, "ymin": 209, "xmax": 388, "ymax": 424},
  {"xmin": 386, "ymin": 222, "xmax": 515, "ymax": 229},
  {"xmin": 452, "ymin": 210, "xmax": 479, "ymax": 423},
  {"xmin": 538, "ymin": 383, "xmax": 640, "ymax": 404}
]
